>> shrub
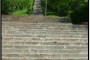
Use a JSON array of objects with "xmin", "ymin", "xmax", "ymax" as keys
[
  {"xmin": 70, "ymin": 2, "xmax": 88, "ymax": 24},
  {"xmin": 2, "ymin": 0, "xmax": 33, "ymax": 14},
  {"xmin": 57, "ymin": 4, "xmax": 69, "ymax": 16}
]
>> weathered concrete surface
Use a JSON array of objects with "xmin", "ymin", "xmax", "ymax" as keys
[{"xmin": 2, "ymin": 15, "xmax": 88, "ymax": 60}]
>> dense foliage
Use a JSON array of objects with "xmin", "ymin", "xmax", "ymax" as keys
[
  {"xmin": 2, "ymin": 0, "xmax": 34, "ymax": 14},
  {"xmin": 2, "ymin": 0, "xmax": 88, "ymax": 23},
  {"xmin": 41, "ymin": 0, "xmax": 88, "ymax": 24},
  {"xmin": 70, "ymin": 1, "xmax": 88, "ymax": 24},
  {"xmin": 41, "ymin": 0, "xmax": 72, "ymax": 16},
  {"xmin": 41, "ymin": 0, "xmax": 46, "ymax": 15}
]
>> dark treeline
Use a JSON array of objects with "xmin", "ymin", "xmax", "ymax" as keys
[{"xmin": 41, "ymin": 0, "xmax": 88, "ymax": 24}]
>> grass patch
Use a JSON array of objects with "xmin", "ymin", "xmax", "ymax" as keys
[{"xmin": 11, "ymin": 9, "xmax": 30, "ymax": 16}]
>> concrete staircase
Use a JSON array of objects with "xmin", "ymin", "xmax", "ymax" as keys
[
  {"xmin": 32, "ymin": 0, "xmax": 42, "ymax": 15},
  {"xmin": 2, "ymin": 15, "xmax": 88, "ymax": 60}
]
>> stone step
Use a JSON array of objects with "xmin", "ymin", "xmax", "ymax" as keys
[
  {"xmin": 2, "ymin": 37, "xmax": 88, "ymax": 41},
  {"xmin": 2, "ymin": 41, "xmax": 88, "ymax": 45},
  {"xmin": 2, "ymin": 55, "xmax": 88, "ymax": 59},
  {"xmin": 2, "ymin": 36, "xmax": 87, "ymax": 42},
  {"xmin": 2, "ymin": 53, "xmax": 88, "ymax": 57},
  {"xmin": 2, "ymin": 22, "xmax": 87, "ymax": 29},
  {"xmin": 2, "ymin": 35, "xmax": 87, "ymax": 38},
  {"xmin": 2, "ymin": 49, "xmax": 87, "ymax": 54},
  {"xmin": 2, "ymin": 58, "xmax": 88, "ymax": 60},
  {"xmin": 2, "ymin": 45, "xmax": 88, "ymax": 49}
]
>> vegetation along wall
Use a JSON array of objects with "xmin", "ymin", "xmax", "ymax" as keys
[{"xmin": 2, "ymin": 0, "xmax": 34, "ymax": 15}]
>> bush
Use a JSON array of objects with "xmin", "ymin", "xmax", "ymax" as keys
[
  {"xmin": 57, "ymin": 4, "xmax": 69, "ymax": 16},
  {"xmin": 70, "ymin": 10, "xmax": 83, "ymax": 24},
  {"xmin": 70, "ymin": 2, "xmax": 88, "ymax": 24},
  {"xmin": 2, "ymin": 0, "xmax": 33, "ymax": 14}
]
